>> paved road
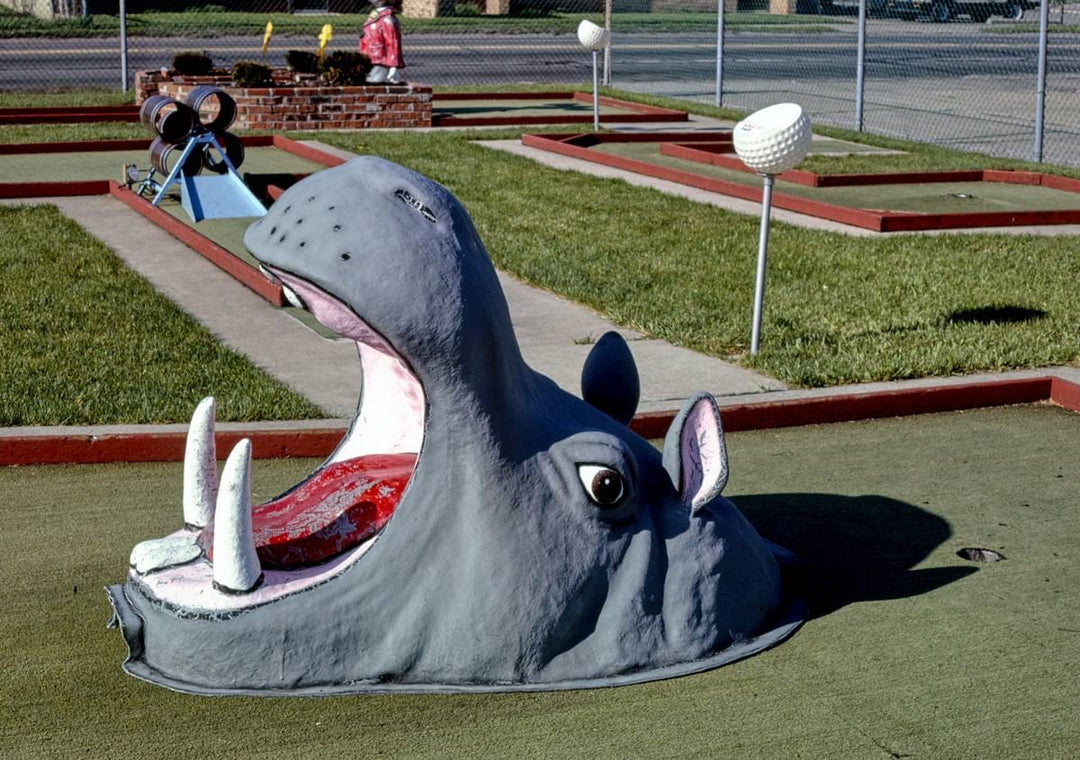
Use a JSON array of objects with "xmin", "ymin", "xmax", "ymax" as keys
[{"xmin": 2, "ymin": 19, "xmax": 1078, "ymax": 164}]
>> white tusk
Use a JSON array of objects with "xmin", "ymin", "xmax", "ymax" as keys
[
  {"xmin": 212, "ymin": 439, "xmax": 263, "ymax": 593},
  {"xmin": 281, "ymin": 284, "xmax": 305, "ymax": 309},
  {"xmin": 182, "ymin": 396, "xmax": 218, "ymax": 529}
]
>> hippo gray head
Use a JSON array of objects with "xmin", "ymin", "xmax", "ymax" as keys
[{"xmin": 105, "ymin": 156, "xmax": 803, "ymax": 694}]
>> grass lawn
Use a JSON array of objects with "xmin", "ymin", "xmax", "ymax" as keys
[
  {"xmin": 0, "ymin": 9, "xmax": 836, "ymax": 38},
  {"xmin": 0, "ymin": 205, "xmax": 324, "ymax": 425},
  {"xmin": 311, "ymin": 127, "xmax": 1080, "ymax": 385},
  {"xmin": 0, "ymin": 89, "xmax": 1077, "ymax": 396},
  {"xmin": 1, "ymin": 405, "xmax": 1077, "ymax": 757}
]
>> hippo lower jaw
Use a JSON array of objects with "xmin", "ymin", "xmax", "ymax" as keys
[{"xmin": 121, "ymin": 267, "xmax": 427, "ymax": 615}]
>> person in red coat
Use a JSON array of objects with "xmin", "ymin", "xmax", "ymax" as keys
[{"xmin": 359, "ymin": 0, "xmax": 405, "ymax": 84}]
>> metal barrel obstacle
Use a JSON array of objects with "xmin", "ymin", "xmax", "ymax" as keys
[
  {"xmin": 200, "ymin": 130, "xmax": 244, "ymax": 175},
  {"xmin": 149, "ymin": 137, "xmax": 205, "ymax": 177},
  {"xmin": 140, "ymin": 95, "xmax": 197, "ymax": 145},
  {"xmin": 129, "ymin": 87, "xmax": 265, "ymax": 222},
  {"xmin": 185, "ymin": 85, "xmax": 238, "ymax": 133}
]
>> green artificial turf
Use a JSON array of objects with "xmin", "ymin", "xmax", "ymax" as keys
[
  {"xmin": 0, "ymin": 88, "xmax": 135, "ymax": 108},
  {"xmin": 1, "ymin": 404, "xmax": 1077, "ymax": 757},
  {"xmin": 436, "ymin": 98, "xmax": 639, "ymax": 119},
  {"xmin": 0, "ymin": 121, "xmax": 147, "ymax": 143},
  {"xmin": 0, "ymin": 144, "xmax": 326, "ymax": 183},
  {"xmin": 590, "ymin": 141, "xmax": 1080, "ymax": 213},
  {"xmin": 0, "ymin": 204, "xmax": 324, "ymax": 425}
]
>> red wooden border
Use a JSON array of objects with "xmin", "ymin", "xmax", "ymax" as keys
[
  {"xmin": 0, "ymin": 105, "xmax": 140, "ymax": 126},
  {"xmin": 4, "ymin": 375, "xmax": 1076, "ymax": 465},
  {"xmin": 270, "ymin": 135, "xmax": 346, "ymax": 167},
  {"xmin": 0, "ymin": 138, "xmax": 151, "ymax": 155},
  {"xmin": 657, "ymin": 143, "xmax": 1080, "ymax": 197},
  {"xmin": 0, "ymin": 105, "xmax": 139, "ymax": 116},
  {"xmin": 0, "ymin": 180, "xmax": 110, "ymax": 198},
  {"xmin": 432, "ymin": 92, "xmax": 687, "ymax": 127},
  {"xmin": 631, "ymin": 376, "xmax": 1063, "ymax": 439},
  {"xmin": 436, "ymin": 91, "xmax": 577, "ymax": 101},
  {"xmin": 108, "ymin": 181, "xmax": 285, "ymax": 306},
  {"xmin": 1050, "ymin": 376, "xmax": 1080, "ymax": 412},
  {"xmin": 0, "ymin": 428, "xmax": 347, "ymax": 466}
]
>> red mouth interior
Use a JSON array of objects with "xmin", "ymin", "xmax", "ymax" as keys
[{"xmin": 202, "ymin": 453, "xmax": 416, "ymax": 569}]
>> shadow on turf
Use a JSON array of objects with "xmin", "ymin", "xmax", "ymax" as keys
[
  {"xmin": 735, "ymin": 493, "xmax": 977, "ymax": 620},
  {"xmin": 947, "ymin": 305, "xmax": 1047, "ymax": 325}
]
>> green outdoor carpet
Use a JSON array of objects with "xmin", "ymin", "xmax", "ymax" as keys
[
  {"xmin": 1, "ymin": 404, "xmax": 1077, "ymax": 758},
  {"xmin": 0, "ymin": 145, "xmax": 325, "ymax": 184},
  {"xmin": 592, "ymin": 142, "xmax": 1080, "ymax": 213}
]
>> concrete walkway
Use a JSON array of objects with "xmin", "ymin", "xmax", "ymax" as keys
[{"xmin": 8, "ymin": 186, "xmax": 782, "ymax": 419}]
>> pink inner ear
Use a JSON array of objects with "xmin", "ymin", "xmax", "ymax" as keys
[{"xmin": 680, "ymin": 399, "xmax": 726, "ymax": 510}]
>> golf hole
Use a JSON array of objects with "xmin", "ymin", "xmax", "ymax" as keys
[
  {"xmin": 957, "ymin": 547, "xmax": 1005, "ymax": 563},
  {"xmin": 949, "ymin": 192, "xmax": 976, "ymax": 199}
]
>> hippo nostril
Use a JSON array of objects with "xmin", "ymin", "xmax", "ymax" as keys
[
  {"xmin": 279, "ymin": 234, "xmax": 287, "ymax": 243},
  {"xmin": 297, "ymin": 219, "xmax": 303, "ymax": 225},
  {"xmin": 340, "ymin": 252, "xmax": 351, "ymax": 261},
  {"xmin": 270, "ymin": 226, "xmax": 277, "ymax": 235},
  {"xmin": 333, "ymin": 224, "xmax": 341, "ymax": 232},
  {"xmin": 299, "ymin": 242, "xmax": 306, "ymax": 248}
]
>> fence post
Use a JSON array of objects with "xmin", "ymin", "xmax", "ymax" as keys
[
  {"xmin": 715, "ymin": 0, "xmax": 725, "ymax": 107},
  {"xmin": 603, "ymin": 0, "xmax": 612, "ymax": 86},
  {"xmin": 1033, "ymin": 0, "xmax": 1049, "ymax": 162},
  {"xmin": 855, "ymin": 0, "xmax": 866, "ymax": 130},
  {"xmin": 120, "ymin": 0, "xmax": 129, "ymax": 93}
]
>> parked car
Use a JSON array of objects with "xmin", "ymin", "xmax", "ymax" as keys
[
  {"xmin": 809, "ymin": 0, "xmax": 890, "ymax": 15},
  {"xmin": 883, "ymin": 0, "xmax": 1033, "ymax": 21}
]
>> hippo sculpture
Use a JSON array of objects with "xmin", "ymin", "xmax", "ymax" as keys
[{"xmin": 105, "ymin": 156, "xmax": 804, "ymax": 695}]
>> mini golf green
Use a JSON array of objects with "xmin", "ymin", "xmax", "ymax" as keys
[
  {"xmin": 593, "ymin": 142, "xmax": 1080, "ymax": 214},
  {"xmin": 2, "ymin": 404, "xmax": 1076, "ymax": 758},
  {"xmin": 431, "ymin": 93, "xmax": 687, "ymax": 127},
  {"xmin": 0, "ymin": 145, "xmax": 326, "ymax": 185},
  {"xmin": 437, "ymin": 98, "xmax": 629, "ymax": 119}
]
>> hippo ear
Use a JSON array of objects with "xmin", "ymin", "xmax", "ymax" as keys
[
  {"xmin": 662, "ymin": 393, "xmax": 729, "ymax": 513},
  {"xmin": 580, "ymin": 331, "xmax": 640, "ymax": 426}
]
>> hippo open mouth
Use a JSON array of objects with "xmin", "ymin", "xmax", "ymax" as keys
[
  {"xmin": 125, "ymin": 268, "xmax": 426, "ymax": 611},
  {"xmin": 106, "ymin": 156, "xmax": 804, "ymax": 695}
]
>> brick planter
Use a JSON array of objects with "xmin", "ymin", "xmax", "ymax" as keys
[{"xmin": 135, "ymin": 70, "xmax": 432, "ymax": 131}]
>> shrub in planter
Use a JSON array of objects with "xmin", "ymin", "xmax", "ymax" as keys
[
  {"xmin": 285, "ymin": 50, "xmax": 321, "ymax": 76},
  {"xmin": 320, "ymin": 51, "xmax": 373, "ymax": 87},
  {"xmin": 172, "ymin": 51, "xmax": 214, "ymax": 76},
  {"xmin": 232, "ymin": 61, "xmax": 273, "ymax": 87}
]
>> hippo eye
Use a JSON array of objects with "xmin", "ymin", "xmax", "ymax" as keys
[{"xmin": 577, "ymin": 464, "xmax": 625, "ymax": 508}]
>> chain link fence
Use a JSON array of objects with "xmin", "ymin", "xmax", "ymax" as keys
[{"xmin": 1, "ymin": 0, "xmax": 1078, "ymax": 166}]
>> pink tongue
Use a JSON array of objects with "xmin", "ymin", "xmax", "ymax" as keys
[{"xmin": 203, "ymin": 453, "xmax": 417, "ymax": 570}]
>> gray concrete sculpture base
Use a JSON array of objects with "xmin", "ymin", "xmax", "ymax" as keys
[{"xmin": 105, "ymin": 156, "xmax": 805, "ymax": 695}]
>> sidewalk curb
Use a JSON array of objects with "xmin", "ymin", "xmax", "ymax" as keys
[{"xmin": 4, "ymin": 371, "xmax": 1077, "ymax": 466}]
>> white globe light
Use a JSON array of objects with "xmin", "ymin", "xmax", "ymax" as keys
[
  {"xmin": 732, "ymin": 103, "xmax": 812, "ymax": 176},
  {"xmin": 577, "ymin": 20, "xmax": 610, "ymax": 51}
]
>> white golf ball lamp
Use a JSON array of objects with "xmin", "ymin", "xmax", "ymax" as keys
[
  {"xmin": 732, "ymin": 103, "xmax": 812, "ymax": 355},
  {"xmin": 577, "ymin": 20, "xmax": 610, "ymax": 131}
]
